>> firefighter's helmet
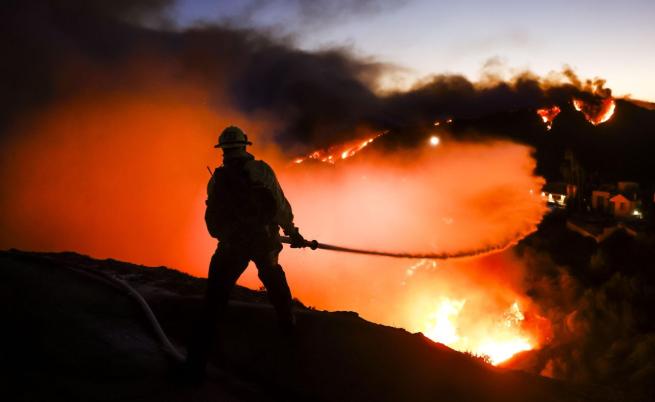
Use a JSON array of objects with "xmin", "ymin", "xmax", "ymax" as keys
[{"xmin": 214, "ymin": 126, "xmax": 252, "ymax": 148}]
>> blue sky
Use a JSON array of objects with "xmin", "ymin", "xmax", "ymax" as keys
[{"xmin": 171, "ymin": 0, "xmax": 655, "ymax": 101}]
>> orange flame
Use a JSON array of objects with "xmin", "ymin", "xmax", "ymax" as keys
[
  {"xmin": 536, "ymin": 105, "xmax": 561, "ymax": 130},
  {"xmin": 422, "ymin": 298, "xmax": 534, "ymax": 365},
  {"xmin": 293, "ymin": 132, "xmax": 385, "ymax": 165},
  {"xmin": 572, "ymin": 97, "xmax": 616, "ymax": 125}
]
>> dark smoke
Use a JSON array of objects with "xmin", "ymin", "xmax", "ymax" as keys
[{"xmin": 1, "ymin": 0, "xmax": 612, "ymax": 152}]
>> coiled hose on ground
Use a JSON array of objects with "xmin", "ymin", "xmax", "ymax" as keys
[{"xmin": 62, "ymin": 264, "xmax": 185, "ymax": 362}]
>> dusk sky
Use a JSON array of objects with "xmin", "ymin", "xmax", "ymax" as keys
[{"xmin": 171, "ymin": 0, "xmax": 655, "ymax": 101}]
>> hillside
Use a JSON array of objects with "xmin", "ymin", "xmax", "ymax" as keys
[
  {"xmin": 0, "ymin": 249, "xmax": 618, "ymax": 402},
  {"xmin": 443, "ymin": 99, "xmax": 655, "ymax": 184}
]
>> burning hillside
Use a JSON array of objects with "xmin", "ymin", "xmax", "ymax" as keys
[
  {"xmin": 537, "ymin": 106, "xmax": 561, "ymax": 130},
  {"xmin": 292, "ymin": 132, "xmax": 384, "ymax": 164},
  {"xmin": 536, "ymin": 97, "xmax": 615, "ymax": 130},
  {"xmin": 422, "ymin": 299, "xmax": 533, "ymax": 365},
  {"xmin": 572, "ymin": 97, "xmax": 616, "ymax": 125}
]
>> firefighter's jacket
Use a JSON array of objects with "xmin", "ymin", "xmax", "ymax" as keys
[{"xmin": 206, "ymin": 152, "xmax": 297, "ymax": 236}]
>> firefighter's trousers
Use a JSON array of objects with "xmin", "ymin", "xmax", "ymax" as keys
[{"xmin": 186, "ymin": 238, "xmax": 293, "ymax": 373}]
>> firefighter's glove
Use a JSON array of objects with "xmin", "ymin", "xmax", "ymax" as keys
[{"xmin": 288, "ymin": 230, "xmax": 307, "ymax": 248}]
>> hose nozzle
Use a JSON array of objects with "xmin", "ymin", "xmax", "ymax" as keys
[{"xmin": 280, "ymin": 236, "xmax": 318, "ymax": 250}]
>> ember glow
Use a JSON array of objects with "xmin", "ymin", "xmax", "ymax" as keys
[
  {"xmin": 0, "ymin": 91, "xmax": 549, "ymax": 368},
  {"xmin": 536, "ymin": 106, "xmax": 561, "ymax": 130},
  {"xmin": 293, "ymin": 132, "xmax": 384, "ymax": 164},
  {"xmin": 572, "ymin": 97, "xmax": 616, "ymax": 125},
  {"xmin": 275, "ymin": 141, "xmax": 548, "ymax": 366}
]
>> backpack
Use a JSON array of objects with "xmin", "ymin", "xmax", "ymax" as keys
[{"xmin": 205, "ymin": 159, "xmax": 277, "ymax": 241}]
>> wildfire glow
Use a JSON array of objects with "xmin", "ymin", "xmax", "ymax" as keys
[
  {"xmin": 277, "ymin": 141, "xmax": 548, "ymax": 359},
  {"xmin": 536, "ymin": 105, "xmax": 561, "ymax": 130},
  {"xmin": 423, "ymin": 298, "xmax": 466, "ymax": 345},
  {"xmin": 0, "ymin": 88, "xmax": 550, "ymax": 369},
  {"xmin": 422, "ymin": 299, "xmax": 534, "ymax": 365},
  {"xmin": 478, "ymin": 338, "xmax": 533, "ymax": 365},
  {"xmin": 293, "ymin": 132, "xmax": 385, "ymax": 164},
  {"xmin": 572, "ymin": 97, "xmax": 616, "ymax": 125}
]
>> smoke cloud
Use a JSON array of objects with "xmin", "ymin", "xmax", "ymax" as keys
[{"xmin": 1, "ymin": 1, "xmax": 613, "ymax": 149}]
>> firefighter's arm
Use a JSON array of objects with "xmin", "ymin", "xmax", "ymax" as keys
[{"xmin": 247, "ymin": 160, "xmax": 305, "ymax": 244}]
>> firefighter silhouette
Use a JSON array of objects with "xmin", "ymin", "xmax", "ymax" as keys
[{"xmin": 185, "ymin": 126, "xmax": 307, "ymax": 378}]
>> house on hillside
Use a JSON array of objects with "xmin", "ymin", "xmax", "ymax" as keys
[
  {"xmin": 591, "ymin": 187, "xmax": 612, "ymax": 211},
  {"xmin": 591, "ymin": 181, "xmax": 642, "ymax": 219},
  {"xmin": 610, "ymin": 194, "xmax": 637, "ymax": 218}
]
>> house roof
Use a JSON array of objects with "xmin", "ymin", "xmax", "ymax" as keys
[{"xmin": 610, "ymin": 194, "xmax": 631, "ymax": 203}]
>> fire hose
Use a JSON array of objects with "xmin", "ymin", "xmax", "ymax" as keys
[
  {"xmin": 60, "ymin": 264, "xmax": 185, "ymax": 362},
  {"xmin": 280, "ymin": 236, "xmax": 511, "ymax": 260},
  {"xmin": 54, "ymin": 237, "xmax": 509, "ymax": 364}
]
